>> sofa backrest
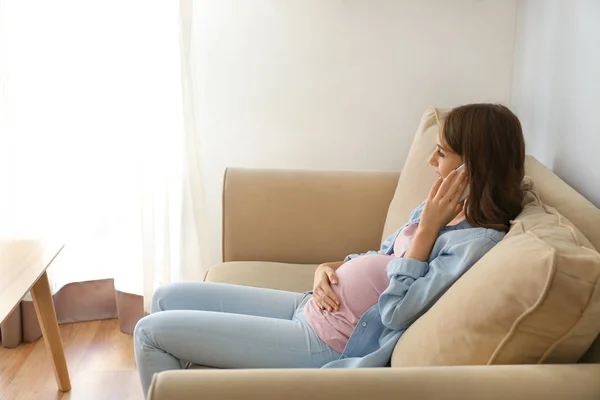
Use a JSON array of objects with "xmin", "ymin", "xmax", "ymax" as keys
[{"xmin": 222, "ymin": 168, "xmax": 399, "ymax": 264}]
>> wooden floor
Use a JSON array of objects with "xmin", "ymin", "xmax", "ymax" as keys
[{"xmin": 0, "ymin": 319, "xmax": 143, "ymax": 400}]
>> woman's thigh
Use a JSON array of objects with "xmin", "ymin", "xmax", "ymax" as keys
[
  {"xmin": 152, "ymin": 282, "xmax": 308, "ymax": 320},
  {"xmin": 135, "ymin": 308, "xmax": 340, "ymax": 370}
]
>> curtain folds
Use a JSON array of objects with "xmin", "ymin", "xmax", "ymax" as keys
[{"xmin": 0, "ymin": 0, "xmax": 209, "ymax": 346}]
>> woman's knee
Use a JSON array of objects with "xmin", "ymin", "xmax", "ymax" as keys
[
  {"xmin": 133, "ymin": 313, "xmax": 158, "ymax": 350},
  {"xmin": 151, "ymin": 282, "xmax": 184, "ymax": 313}
]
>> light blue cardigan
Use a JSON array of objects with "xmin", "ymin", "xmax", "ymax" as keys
[{"xmin": 320, "ymin": 202, "xmax": 505, "ymax": 368}]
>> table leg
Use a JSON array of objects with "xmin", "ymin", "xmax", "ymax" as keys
[{"xmin": 30, "ymin": 271, "xmax": 71, "ymax": 392}]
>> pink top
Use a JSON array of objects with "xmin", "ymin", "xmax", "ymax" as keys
[{"xmin": 304, "ymin": 223, "xmax": 419, "ymax": 353}]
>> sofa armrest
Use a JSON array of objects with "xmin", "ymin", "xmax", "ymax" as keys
[
  {"xmin": 222, "ymin": 168, "xmax": 399, "ymax": 264},
  {"xmin": 148, "ymin": 365, "xmax": 600, "ymax": 400}
]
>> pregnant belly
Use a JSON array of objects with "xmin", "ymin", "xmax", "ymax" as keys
[{"xmin": 332, "ymin": 254, "xmax": 392, "ymax": 323}]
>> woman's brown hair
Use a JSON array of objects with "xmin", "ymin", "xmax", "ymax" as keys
[{"xmin": 442, "ymin": 104, "xmax": 525, "ymax": 230}]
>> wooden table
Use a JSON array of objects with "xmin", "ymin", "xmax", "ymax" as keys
[{"xmin": 0, "ymin": 240, "xmax": 71, "ymax": 392}]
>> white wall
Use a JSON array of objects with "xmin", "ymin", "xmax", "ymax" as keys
[
  {"xmin": 192, "ymin": 1, "xmax": 518, "ymax": 264},
  {"xmin": 511, "ymin": 0, "xmax": 600, "ymax": 206}
]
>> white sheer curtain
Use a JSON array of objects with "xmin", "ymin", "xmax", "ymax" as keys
[
  {"xmin": 139, "ymin": 0, "xmax": 210, "ymax": 312},
  {"xmin": 0, "ymin": 0, "xmax": 208, "ymax": 311}
]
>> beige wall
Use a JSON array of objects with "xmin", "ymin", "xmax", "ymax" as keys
[{"xmin": 191, "ymin": 0, "xmax": 518, "ymax": 264}]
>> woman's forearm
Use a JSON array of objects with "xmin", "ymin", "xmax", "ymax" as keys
[{"xmin": 403, "ymin": 227, "xmax": 439, "ymax": 262}]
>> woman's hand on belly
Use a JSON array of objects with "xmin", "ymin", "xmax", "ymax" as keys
[{"xmin": 313, "ymin": 264, "xmax": 341, "ymax": 312}]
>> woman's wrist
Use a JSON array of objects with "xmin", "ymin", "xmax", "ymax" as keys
[
  {"xmin": 416, "ymin": 224, "xmax": 440, "ymax": 238},
  {"xmin": 405, "ymin": 227, "xmax": 439, "ymax": 262}
]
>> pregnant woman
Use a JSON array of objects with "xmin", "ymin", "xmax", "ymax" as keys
[{"xmin": 134, "ymin": 103, "xmax": 526, "ymax": 397}]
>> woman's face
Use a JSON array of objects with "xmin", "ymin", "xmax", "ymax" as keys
[{"xmin": 429, "ymin": 126, "xmax": 463, "ymax": 179}]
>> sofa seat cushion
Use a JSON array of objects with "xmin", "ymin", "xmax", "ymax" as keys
[
  {"xmin": 391, "ymin": 189, "xmax": 600, "ymax": 367},
  {"xmin": 205, "ymin": 261, "xmax": 318, "ymax": 293}
]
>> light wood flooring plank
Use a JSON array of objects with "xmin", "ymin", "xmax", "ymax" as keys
[{"xmin": 0, "ymin": 319, "xmax": 142, "ymax": 400}]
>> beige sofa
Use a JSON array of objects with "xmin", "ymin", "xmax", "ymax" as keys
[{"xmin": 148, "ymin": 111, "xmax": 600, "ymax": 399}]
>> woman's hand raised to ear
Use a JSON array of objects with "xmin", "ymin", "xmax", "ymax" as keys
[
  {"xmin": 312, "ymin": 262, "xmax": 343, "ymax": 312},
  {"xmin": 419, "ymin": 168, "xmax": 468, "ymax": 234},
  {"xmin": 403, "ymin": 169, "xmax": 468, "ymax": 263}
]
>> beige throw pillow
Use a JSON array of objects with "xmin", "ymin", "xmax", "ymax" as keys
[{"xmin": 391, "ymin": 189, "xmax": 600, "ymax": 366}]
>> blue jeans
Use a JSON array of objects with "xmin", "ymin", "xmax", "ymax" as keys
[{"xmin": 133, "ymin": 282, "xmax": 342, "ymax": 397}]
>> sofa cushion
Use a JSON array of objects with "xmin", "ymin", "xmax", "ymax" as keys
[
  {"xmin": 205, "ymin": 261, "xmax": 317, "ymax": 293},
  {"xmin": 391, "ymin": 190, "xmax": 600, "ymax": 367}
]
